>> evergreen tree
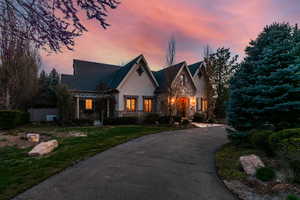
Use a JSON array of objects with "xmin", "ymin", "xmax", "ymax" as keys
[
  {"xmin": 228, "ymin": 23, "xmax": 300, "ymax": 130},
  {"xmin": 208, "ymin": 47, "xmax": 239, "ymax": 119},
  {"xmin": 33, "ymin": 69, "xmax": 60, "ymax": 108}
]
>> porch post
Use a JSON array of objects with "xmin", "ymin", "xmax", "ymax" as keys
[
  {"xmin": 107, "ymin": 98, "xmax": 110, "ymax": 118},
  {"xmin": 76, "ymin": 96, "xmax": 80, "ymax": 119}
]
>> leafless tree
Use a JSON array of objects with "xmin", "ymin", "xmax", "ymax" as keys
[
  {"xmin": 0, "ymin": 0, "xmax": 120, "ymax": 52},
  {"xmin": 166, "ymin": 36, "xmax": 176, "ymax": 66},
  {"xmin": 0, "ymin": 6, "xmax": 40, "ymax": 110}
]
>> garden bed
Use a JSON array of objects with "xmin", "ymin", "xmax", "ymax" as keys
[{"xmin": 216, "ymin": 143, "xmax": 300, "ymax": 200}]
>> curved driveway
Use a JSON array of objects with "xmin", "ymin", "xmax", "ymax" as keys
[{"xmin": 14, "ymin": 126, "xmax": 235, "ymax": 200}]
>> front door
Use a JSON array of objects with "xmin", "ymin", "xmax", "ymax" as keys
[{"xmin": 177, "ymin": 97, "xmax": 188, "ymax": 117}]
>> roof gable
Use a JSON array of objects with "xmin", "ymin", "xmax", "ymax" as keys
[
  {"xmin": 153, "ymin": 62, "xmax": 185, "ymax": 93},
  {"xmin": 188, "ymin": 61, "xmax": 203, "ymax": 77}
]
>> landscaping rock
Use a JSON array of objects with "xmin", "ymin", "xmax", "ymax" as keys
[
  {"xmin": 240, "ymin": 154, "xmax": 265, "ymax": 175},
  {"xmin": 28, "ymin": 140, "xmax": 58, "ymax": 156},
  {"xmin": 224, "ymin": 180, "xmax": 288, "ymax": 200},
  {"xmin": 26, "ymin": 133, "xmax": 40, "ymax": 142},
  {"xmin": 69, "ymin": 132, "xmax": 87, "ymax": 137},
  {"xmin": 94, "ymin": 120, "xmax": 102, "ymax": 127},
  {"xmin": 224, "ymin": 180, "xmax": 255, "ymax": 200}
]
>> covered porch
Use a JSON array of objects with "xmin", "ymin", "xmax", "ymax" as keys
[{"xmin": 73, "ymin": 93, "xmax": 115, "ymax": 120}]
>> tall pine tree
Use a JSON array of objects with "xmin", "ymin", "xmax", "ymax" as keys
[{"xmin": 228, "ymin": 23, "xmax": 300, "ymax": 130}]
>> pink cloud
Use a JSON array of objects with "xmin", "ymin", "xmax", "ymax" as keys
[{"xmin": 42, "ymin": 0, "xmax": 300, "ymax": 74}]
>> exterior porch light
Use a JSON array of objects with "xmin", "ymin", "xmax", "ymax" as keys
[
  {"xmin": 170, "ymin": 98, "xmax": 176, "ymax": 105},
  {"xmin": 190, "ymin": 97, "xmax": 196, "ymax": 106}
]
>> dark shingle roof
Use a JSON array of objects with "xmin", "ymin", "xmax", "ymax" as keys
[
  {"xmin": 153, "ymin": 62, "xmax": 185, "ymax": 93},
  {"xmin": 108, "ymin": 55, "xmax": 142, "ymax": 89},
  {"xmin": 61, "ymin": 55, "xmax": 200, "ymax": 93},
  {"xmin": 61, "ymin": 55, "xmax": 142, "ymax": 92},
  {"xmin": 188, "ymin": 61, "xmax": 203, "ymax": 76}
]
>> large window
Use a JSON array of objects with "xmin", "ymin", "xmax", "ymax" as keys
[
  {"xmin": 125, "ymin": 97, "xmax": 137, "ymax": 112},
  {"xmin": 143, "ymin": 98, "xmax": 153, "ymax": 112},
  {"xmin": 201, "ymin": 98, "xmax": 208, "ymax": 112},
  {"xmin": 85, "ymin": 99, "xmax": 93, "ymax": 110}
]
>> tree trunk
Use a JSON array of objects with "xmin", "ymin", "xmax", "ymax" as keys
[{"xmin": 5, "ymin": 88, "xmax": 10, "ymax": 109}]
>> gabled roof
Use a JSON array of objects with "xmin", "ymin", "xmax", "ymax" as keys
[
  {"xmin": 108, "ymin": 55, "xmax": 142, "ymax": 89},
  {"xmin": 61, "ymin": 55, "xmax": 155, "ymax": 92},
  {"xmin": 188, "ymin": 61, "xmax": 203, "ymax": 76},
  {"xmin": 153, "ymin": 62, "xmax": 186, "ymax": 93},
  {"xmin": 61, "ymin": 54, "xmax": 203, "ymax": 93}
]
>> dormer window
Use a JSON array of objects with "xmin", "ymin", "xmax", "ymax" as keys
[{"xmin": 137, "ymin": 66, "xmax": 144, "ymax": 76}]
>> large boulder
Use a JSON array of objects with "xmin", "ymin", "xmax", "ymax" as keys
[
  {"xmin": 26, "ymin": 133, "xmax": 40, "ymax": 143},
  {"xmin": 240, "ymin": 154, "xmax": 265, "ymax": 175},
  {"xmin": 28, "ymin": 140, "xmax": 58, "ymax": 156}
]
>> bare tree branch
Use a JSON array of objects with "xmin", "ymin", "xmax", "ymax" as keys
[
  {"xmin": 0, "ymin": 0, "xmax": 120, "ymax": 52},
  {"xmin": 166, "ymin": 36, "xmax": 176, "ymax": 66}
]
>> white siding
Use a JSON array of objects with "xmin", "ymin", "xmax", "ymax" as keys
[{"xmin": 116, "ymin": 63, "xmax": 156, "ymax": 112}]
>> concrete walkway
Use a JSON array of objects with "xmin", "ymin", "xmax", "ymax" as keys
[{"xmin": 14, "ymin": 126, "xmax": 235, "ymax": 200}]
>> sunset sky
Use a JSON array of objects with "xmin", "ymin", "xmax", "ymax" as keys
[{"xmin": 42, "ymin": 0, "xmax": 300, "ymax": 74}]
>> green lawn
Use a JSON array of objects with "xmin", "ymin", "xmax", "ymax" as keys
[{"xmin": 0, "ymin": 125, "xmax": 177, "ymax": 200}]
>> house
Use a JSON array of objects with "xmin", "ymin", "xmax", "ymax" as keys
[{"xmin": 61, "ymin": 55, "xmax": 208, "ymax": 120}]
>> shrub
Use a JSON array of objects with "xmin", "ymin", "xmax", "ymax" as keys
[
  {"xmin": 104, "ymin": 117, "xmax": 139, "ymax": 125},
  {"xmin": 0, "ymin": 110, "xmax": 30, "ymax": 129},
  {"xmin": 278, "ymin": 137, "xmax": 300, "ymax": 161},
  {"xmin": 182, "ymin": 119, "xmax": 190, "ymax": 126},
  {"xmin": 250, "ymin": 130, "xmax": 273, "ymax": 152},
  {"xmin": 193, "ymin": 112, "xmax": 205, "ymax": 122},
  {"xmin": 20, "ymin": 112, "xmax": 30, "ymax": 125},
  {"xmin": 287, "ymin": 195, "xmax": 300, "ymax": 200},
  {"xmin": 227, "ymin": 128, "xmax": 250, "ymax": 145},
  {"xmin": 143, "ymin": 113, "xmax": 160, "ymax": 124},
  {"xmin": 255, "ymin": 167, "xmax": 276, "ymax": 182},
  {"xmin": 158, "ymin": 116, "xmax": 172, "ymax": 124},
  {"xmin": 173, "ymin": 116, "xmax": 182, "ymax": 123},
  {"xmin": 269, "ymin": 128, "xmax": 300, "ymax": 151}
]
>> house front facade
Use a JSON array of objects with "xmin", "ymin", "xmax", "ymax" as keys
[{"xmin": 61, "ymin": 55, "xmax": 208, "ymax": 120}]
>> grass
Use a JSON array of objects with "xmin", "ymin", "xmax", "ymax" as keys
[
  {"xmin": 0, "ymin": 125, "xmax": 177, "ymax": 200},
  {"xmin": 215, "ymin": 143, "xmax": 267, "ymax": 181}
]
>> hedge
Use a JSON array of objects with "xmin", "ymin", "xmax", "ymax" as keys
[
  {"xmin": 143, "ymin": 113, "xmax": 160, "ymax": 124},
  {"xmin": 250, "ymin": 130, "xmax": 273, "ymax": 153},
  {"xmin": 193, "ymin": 112, "xmax": 206, "ymax": 123},
  {"xmin": 0, "ymin": 110, "xmax": 30, "ymax": 129},
  {"xmin": 269, "ymin": 128, "xmax": 300, "ymax": 151}
]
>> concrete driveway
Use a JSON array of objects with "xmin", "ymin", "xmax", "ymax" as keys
[{"xmin": 14, "ymin": 126, "xmax": 235, "ymax": 200}]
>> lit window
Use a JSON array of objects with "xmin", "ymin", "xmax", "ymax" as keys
[
  {"xmin": 144, "ymin": 98, "xmax": 153, "ymax": 112},
  {"xmin": 126, "ymin": 97, "xmax": 137, "ymax": 112},
  {"xmin": 201, "ymin": 98, "xmax": 208, "ymax": 112},
  {"xmin": 85, "ymin": 99, "xmax": 93, "ymax": 110}
]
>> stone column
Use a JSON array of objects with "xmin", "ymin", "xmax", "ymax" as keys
[{"xmin": 76, "ymin": 96, "xmax": 80, "ymax": 119}]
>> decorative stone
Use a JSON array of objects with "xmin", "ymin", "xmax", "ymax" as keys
[
  {"xmin": 69, "ymin": 132, "xmax": 87, "ymax": 137},
  {"xmin": 240, "ymin": 154, "xmax": 265, "ymax": 175},
  {"xmin": 26, "ymin": 133, "xmax": 40, "ymax": 143},
  {"xmin": 28, "ymin": 140, "xmax": 58, "ymax": 156},
  {"xmin": 94, "ymin": 120, "xmax": 102, "ymax": 127}
]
